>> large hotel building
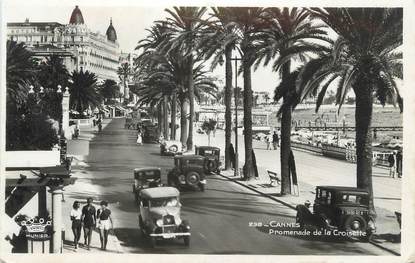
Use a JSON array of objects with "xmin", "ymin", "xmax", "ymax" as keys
[{"xmin": 7, "ymin": 5, "xmax": 120, "ymax": 82}]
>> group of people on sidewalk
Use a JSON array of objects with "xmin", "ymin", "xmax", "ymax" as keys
[
  {"xmin": 266, "ymin": 131, "xmax": 280, "ymax": 150},
  {"xmin": 388, "ymin": 150, "xmax": 403, "ymax": 178},
  {"xmin": 70, "ymin": 198, "xmax": 113, "ymax": 251},
  {"xmin": 92, "ymin": 115, "xmax": 103, "ymax": 132}
]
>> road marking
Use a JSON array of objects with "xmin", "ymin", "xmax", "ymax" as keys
[{"xmin": 199, "ymin": 232, "xmax": 207, "ymax": 239}]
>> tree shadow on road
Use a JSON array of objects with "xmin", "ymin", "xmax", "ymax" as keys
[{"xmin": 113, "ymin": 227, "xmax": 192, "ymax": 254}]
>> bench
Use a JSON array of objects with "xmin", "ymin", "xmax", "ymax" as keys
[{"xmin": 267, "ymin": 170, "xmax": 281, "ymax": 186}]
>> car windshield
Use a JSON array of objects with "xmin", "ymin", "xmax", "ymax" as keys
[{"xmin": 150, "ymin": 197, "xmax": 179, "ymax": 207}]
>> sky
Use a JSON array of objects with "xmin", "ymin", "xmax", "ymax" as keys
[{"xmin": 4, "ymin": 3, "xmax": 280, "ymax": 93}]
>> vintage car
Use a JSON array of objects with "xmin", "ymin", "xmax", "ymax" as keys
[
  {"xmin": 195, "ymin": 146, "xmax": 221, "ymax": 174},
  {"xmin": 138, "ymin": 187, "xmax": 191, "ymax": 247},
  {"xmin": 167, "ymin": 155, "xmax": 208, "ymax": 191},
  {"xmin": 132, "ymin": 168, "xmax": 162, "ymax": 203},
  {"xmin": 160, "ymin": 140, "xmax": 184, "ymax": 156},
  {"xmin": 296, "ymin": 186, "xmax": 376, "ymax": 241}
]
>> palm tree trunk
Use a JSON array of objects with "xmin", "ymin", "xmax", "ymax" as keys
[
  {"xmin": 242, "ymin": 57, "xmax": 254, "ymax": 180},
  {"xmin": 354, "ymin": 82, "xmax": 375, "ymax": 216},
  {"xmin": 180, "ymin": 97, "xmax": 188, "ymax": 145},
  {"xmin": 224, "ymin": 46, "xmax": 233, "ymax": 170},
  {"xmin": 170, "ymin": 91, "xmax": 177, "ymax": 140},
  {"xmin": 187, "ymin": 57, "xmax": 195, "ymax": 151},
  {"xmin": 163, "ymin": 95, "xmax": 169, "ymax": 139},
  {"xmin": 280, "ymin": 62, "xmax": 292, "ymax": 195},
  {"xmin": 157, "ymin": 103, "xmax": 163, "ymax": 137}
]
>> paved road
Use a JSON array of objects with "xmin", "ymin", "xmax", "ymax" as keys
[
  {"xmin": 73, "ymin": 118, "xmax": 388, "ymax": 255},
  {"xmin": 193, "ymin": 129, "xmax": 401, "ymax": 214}
]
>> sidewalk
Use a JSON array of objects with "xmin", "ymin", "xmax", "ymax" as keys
[
  {"xmin": 220, "ymin": 165, "xmax": 401, "ymax": 255},
  {"xmin": 62, "ymin": 118, "xmax": 124, "ymax": 253}
]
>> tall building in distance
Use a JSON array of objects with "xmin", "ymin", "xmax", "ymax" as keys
[{"xmin": 7, "ymin": 5, "xmax": 120, "ymax": 82}]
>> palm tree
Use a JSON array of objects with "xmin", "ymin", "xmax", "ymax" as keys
[
  {"xmin": 37, "ymin": 55, "xmax": 70, "ymax": 91},
  {"xmin": 255, "ymin": 7, "xmax": 329, "ymax": 194},
  {"xmin": 69, "ymin": 70, "xmax": 101, "ymax": 114},
  {"xmin": 227, "ymin": 7, "xmax": 267, "ymax": 180},
  {"xmin": 298, "ymin": 8, "xmax": 403, "ymax": 214},
  {"xmin": 37, "ymin": 55, "xmax": 71, "ymax": 121},
  {"xmin": 117, "ymin": 62, "xmax": 131, "ymax": 102},
  {"xmin": 160, "ymin": 7, "xmax": 208, "ymax": 151},
  {"xmin": 100, "ymin": 79, "xmax": 119, "ymax": 103},
  {"xmin": 6, "ymin": 40, "xmax": 37, "ymax": 111},
  {"xmin": 199, "ymin": 7, "xmax": 240, "ymax": 170}
]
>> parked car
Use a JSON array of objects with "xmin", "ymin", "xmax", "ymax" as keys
[
  {"xmin": 138, "ymin": 187, "xmax": 191, "ymax": 247},
  {"xmin": 167, "ymin": 155, "xmax": 208, "ymax": 191},
  {"xmin": 296, "ymin": 186, "xmax": 376, "ymax": 241},
  {"xmin": 160, "ymin": 140, "xmax": 184, "ymax": 155},
  {"xmin": 132, "ymin": 168, "xmax": 162, "ymax": 203},
  {"xmin": 195, "ymin": 146, "xmax": 221, "ymax": 174}
]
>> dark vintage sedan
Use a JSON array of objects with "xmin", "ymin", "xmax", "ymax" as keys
[{"xmin": 296, "ymin": 186, "xmax": 376, "ymax": 241}]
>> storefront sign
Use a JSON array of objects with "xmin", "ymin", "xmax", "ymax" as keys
[{"xmin": 22, "ymin": 217, "xmax": 52, "ymax": 241}]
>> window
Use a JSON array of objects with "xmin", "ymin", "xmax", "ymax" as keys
[{"xmin": 342, "ymin": 194, "xmax": 366, "ymax": 205}]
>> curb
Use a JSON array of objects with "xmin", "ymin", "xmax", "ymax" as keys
[{"xmin": 219, "ymin": 171, "xmax": 400, "ymax": 256}]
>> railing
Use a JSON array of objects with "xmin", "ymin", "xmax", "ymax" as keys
[
  {"xmin": 290, "ymin": 141, "xmax": 393, "ymax": 168},
  {"xmin": 291, "ymin": 141, "xmax": 323, "ymax": 154},
  {"xmin": 294, "ymin": 126, "xmax": 403, "ymax": 131}
]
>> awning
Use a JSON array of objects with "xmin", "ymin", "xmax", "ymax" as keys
[{"xmin": 40, "ymin": 165, "xmax": 70, "ymax": 178}]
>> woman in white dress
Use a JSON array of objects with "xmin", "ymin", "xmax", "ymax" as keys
[
  {"xmin": 136, "ymin": 131, "xmax": 143, "ymax": 145},
  {"xmin": 70, "ymin": 201, "xmax": 82, "ymax": 249}
]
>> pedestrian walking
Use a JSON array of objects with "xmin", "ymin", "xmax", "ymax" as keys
[
  {"xmin": 388, "ymin": 152, "xmax": 396, "ymax": 178},
  {"xmin": 396, "ymin": 150, "xmax": 402, "ymax": 178},
  {"xmin": 272, "ymin": 131, "xmax": 279, "ymax": 150},
  {"xmin": 97, "ymin": 201, "xmax": 113, "ymax": 251},
  {"xmin": 81, "ymin": 197, "xmax": 96, "ymax": 250},
  {"xmin": 136, "ymin": 131, "xmax": 143, "ymax": 145},
  {"xmin": 70, "ymin": 201, "xmax": 82, "ymax": 249},
  {"xmin": 266, "ymin": 134, "xmax": 271, "ymax": 150},
  {"xmin": 229, "ymin": 143, "xmax": 235, "ymax": 169}
]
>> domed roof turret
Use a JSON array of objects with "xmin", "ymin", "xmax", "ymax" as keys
[
  {"xmin": 106, "ymin": 18, "xmax": 117, "ymax": 42},
  {"xmin": 69, "ymin": 5, "xmax": 84, "ymax": 24}
]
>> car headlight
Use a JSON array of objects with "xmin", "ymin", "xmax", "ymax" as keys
[
  {"xmin": 156, "ymin": 219, "xmax": 163, "ymax": 227},
  {"xmin": 175, "ymin": 217, "xmax": 182, "ymax": 225}
]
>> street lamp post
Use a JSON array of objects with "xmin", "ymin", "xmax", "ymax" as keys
[{"xmin": 230, "ymin": 56, "xmax": 242, "ymax": 177}]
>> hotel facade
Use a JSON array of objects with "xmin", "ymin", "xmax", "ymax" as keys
[{"xmin": 7, "ymin": 5, "xmax": 120, "ymax": 82}]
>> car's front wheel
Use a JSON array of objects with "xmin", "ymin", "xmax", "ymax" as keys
[
  {"xmin": 183, "ymin": 236, "xmax": 190, "ymax": 247},
  {"xmin": 343, "ymin": 215, "xmax": 368, "ymax": 233},
  {"xmin": 186, "ymin": 171, "xmax": 201, "ymax": 186}
]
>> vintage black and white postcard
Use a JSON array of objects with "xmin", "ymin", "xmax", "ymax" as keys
[{"xmin": 0, "ymin": 0, "xmax": 414, "ymax": 262}]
